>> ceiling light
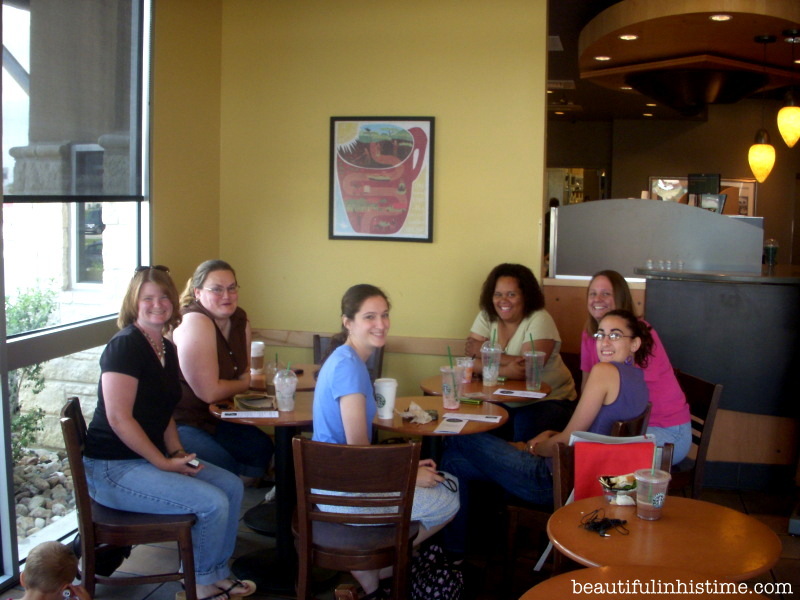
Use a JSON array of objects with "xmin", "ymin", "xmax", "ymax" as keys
[
  {"xmin": 554, "ymin": 111, "xmax": 565, "ymax": 115},
  {"xmin": 749, "ymin": 129, "xmax": 776, "ymax": 183},
  {"xmin": 749, "ymin": 36, "xmax": 776, "ymax": 183},
  {"xmin": 618, "ymin": 34, "xmax": 638, "ymax": 41},
  {"xmin": 620, "ymin": 86, "xmax": 632, "ymax": 91},
  {"xmin": 778, "ymin": 30, "xmax": 800, "ymax": 148},
  {"xmin": 594, "ymin": 56, "xmax": 611, "ymax": 62},
  {"xmin": 643, "ymin": 113, "xmax": 653, "ymax": 117},
  {"xmin": 709, "ymin": 14, "xmax": 732, "ymax": 22},
  {"xmin": 645, "ymin": 103, "xmax": 656, "ymax": 107}
]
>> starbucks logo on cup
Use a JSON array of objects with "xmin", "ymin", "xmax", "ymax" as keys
[
  {"xmin": 376, "ymin": 394, "xmax": 386, "ymax": 408},
  {"xmin": 652, "ymin": 492, "xmax": 666, "ymax": 508}
]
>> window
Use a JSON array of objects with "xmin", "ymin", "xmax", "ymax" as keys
[{"xmin": 1, "ymin": 0, "xmax": 151, "ymax": 583}]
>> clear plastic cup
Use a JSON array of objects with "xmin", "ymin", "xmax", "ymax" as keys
[
  {"xmin": 441, "ymin": 366, "xmax": 464, "ymax": 410},
  {"xmin": 634, "ymin": 468, "xmax": 671, "ymax": 520},
  {"xmin": 523, "ymin": 350, "xmax": 545, "ymax": 391},
  {"xmin": 456, "ymin": 356, "xmax": 474, "ymax": 383},
  {"xmin": 481, "ymin": 342, "xmax": 502, "ymax": 386},
  {"xmin": 273, "ymin": 369, "xmax": 297, "ymax": 411}
]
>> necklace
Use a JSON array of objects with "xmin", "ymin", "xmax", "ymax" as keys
[{"xmin": 137, "ymin": 324, "xmax": 165, "ymax": 361}]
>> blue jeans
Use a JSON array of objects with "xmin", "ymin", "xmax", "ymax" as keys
[
  {"xmin": 647, "ymin": 421, "xmax": 692, "ymax": 464},
  {"xmin": 84, "ymin": 456, "xmax": 244, "ymax": 585},
  {"xmin": 511, "ymin": 399, "xmax": 576, "ymax": 441},
  {"xmin": 440, "ymin": 433, "xmax": 553, "ymax": 553},
  {"xmin": 178, "ymin": 422, "xmax": 274, "ymax": 478}
]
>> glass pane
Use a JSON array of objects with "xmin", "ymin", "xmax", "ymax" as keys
[
  {"xmin": 4, "ymin": 201, "xmax": 141, "ymax": 333},
  {"xmin": 2, "ymin": 0, "xmax": 140, "ymax": 196},
  {"xmin": 12, "ymin": 344, "xmax": 103, "ymax": 560}
]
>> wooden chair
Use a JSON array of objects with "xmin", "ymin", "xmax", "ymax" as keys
[
  {"xmin": 313, "ymin": 334, "xmax": 384, "ymax": 381},
  {"xmin": 60, "ymin": 397, "xmax": 198, "ymax": 599},
  {"xmin": 292, "ymin": 436, "xmax": 421, "ymax": 600},
  {"xmin": 670, "ymin": 371, "xmax": 723, "ymax": 498},
  {"xmin": 549, "ymin": 441, "xmax": 674, "ymax": 575},
  {"xmin": 505, "ymin": 403, "xmax": 651, "ymax": 588},
  {"xmin": 610, "ymin": 402, "xmax": 652, "ymax": 437}
]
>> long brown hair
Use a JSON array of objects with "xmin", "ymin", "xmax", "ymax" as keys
[
  {"xmin": 584, "ymin": 269, "xmax": 634, "ymax": 335},
  {"xmin": 322, "ymin": 284, "xmax": 390, "ymax": 364},
  {"xmin": 117, "ymin": 267, "xmax": 181, "ymax": 333}
]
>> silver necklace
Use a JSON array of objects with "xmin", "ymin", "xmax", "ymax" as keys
[{"xmin": 137, "ymin": 325, "xmax": 165, "ymax": 361}]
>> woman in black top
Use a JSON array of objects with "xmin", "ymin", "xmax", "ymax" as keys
[{"xmin": 83, "ymin": 266, "xmax": 255, "ymax": 600}]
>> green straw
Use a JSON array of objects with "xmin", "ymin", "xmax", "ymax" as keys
[
  {"xmin": 529, "ymin": 334, "xmax": 540, "ymax": 380},
  {"xmin": 491, "ymin": 329, "xmax": 497, "ymax": 346},
  {"xmin": 447, "ymin": 345, "xmax": 459, "ymax": 401},
  {"xmin": 651, "ymin": 444, "xmax": 658, "ymax": 474},
  {"xmin": 286, "ymin": 361, "xmax": 292, "ymax": 372}
]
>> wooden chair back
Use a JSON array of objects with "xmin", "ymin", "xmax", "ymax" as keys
[
  {"xmin": 292, "ymin": 436, "xmax": 421, "ymax": 600},
  {"xmin": 313, "ymin": 334, "xmax": 384, "ymax": 381},
  {"xmin": 610, "ymin": 402, "xmax": 652, "ymax": 437},
  {"xmin": 673, "ymin": 370, "xmax": 723, "ymax": 498},
  {"xmin": 61, "ymin": 397, "xmax": 197, "ymax": 599}
]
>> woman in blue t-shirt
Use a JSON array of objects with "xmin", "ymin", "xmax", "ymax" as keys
[{"xmin": 313, "ymin": 284, "xmax": 459, "ymax": 599}]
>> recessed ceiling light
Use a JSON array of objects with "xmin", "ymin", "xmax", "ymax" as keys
[
  {"xmin": 554, "ymin": 111, "xmax": 565, "ymax": 115},
  {"xmin": 709, "ymin": 14, "xmax": 732, "ymax": 22},
  {"xmin": 547, "ymin": 90, "xmax": 553, "ymax": 94},
  {"xmin": 618, "ymin": 34, "xmax": 638, "ymax": 41},
  {"xmin": 645, "ymin": 103, "xmax": 656, "ymax": 107},
  {"xmin": 620, "ymin": 86, "xmax": 633, "ymax": 91},
  {"xmin": 594, "ymin": 55, "xmax": 611, "ymax": 62},
  {"xmin": 643, "ymin": 113, "xmax": 653, "ymax": 117}
]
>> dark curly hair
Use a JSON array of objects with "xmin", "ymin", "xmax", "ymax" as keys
[
  {"xmin": 478, "ymin": 263, "xmax": 544, "ymax": 322},
  {"xmin": 599, "ymin": 309, "xmax": 654, "ymax": 368}
]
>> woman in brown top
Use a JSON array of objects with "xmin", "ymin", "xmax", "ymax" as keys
[{"xmin": 172, "ymin": 259, "xmax": 273, "ymax": 485}]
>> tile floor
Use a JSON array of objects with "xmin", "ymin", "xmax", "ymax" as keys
[{"xmin": 5, "ymin": 485, "xmax": 799, "ymax": 600}]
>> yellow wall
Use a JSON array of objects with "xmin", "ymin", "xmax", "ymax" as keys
[
  {"xmin": 152, "ymin": 0, "xmax": 548, "ymax": 393},
  {"xmin": 151, "ymin": 0, "xmax": 223, "ymax": 283}
]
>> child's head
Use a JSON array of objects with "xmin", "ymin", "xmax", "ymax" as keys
[{"xmin": 21, "ymin": 541, "xmax": 78, "ymax": 594}]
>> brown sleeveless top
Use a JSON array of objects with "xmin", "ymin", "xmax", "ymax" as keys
[{"xmin": 174, "ymin": 301, "xmax": 248, "ymax": 433}]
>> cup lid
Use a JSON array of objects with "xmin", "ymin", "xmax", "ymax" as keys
[{"xmin": 634, "ymin": 468, "xmax": 671, "ymax": 482}]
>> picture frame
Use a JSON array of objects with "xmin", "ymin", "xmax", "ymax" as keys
[
  {"xmin": 329, "ymin": 117, "xmax": 434, "ymax": 242},
  {"xmin": 648, "ymin": 176, "xmax": 757, "ymax": 216}
]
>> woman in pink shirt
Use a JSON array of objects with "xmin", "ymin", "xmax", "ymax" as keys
[{"xmin": 581, "ymin": 270, "xmax": 691, "ymax": 463}]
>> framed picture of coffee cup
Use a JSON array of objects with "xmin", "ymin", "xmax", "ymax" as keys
[{"xmin": 329, "ymin": 117, "xmax": 434, "ymax": 242}]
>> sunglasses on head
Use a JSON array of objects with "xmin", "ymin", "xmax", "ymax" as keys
[{"xmin": 135, "ymin": 265, "xmax": 170, "ymax": 275}]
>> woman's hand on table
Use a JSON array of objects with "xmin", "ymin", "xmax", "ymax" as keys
[{"xmin": 416, "ymin": 459, "xmax": 444, "ymax": 488}]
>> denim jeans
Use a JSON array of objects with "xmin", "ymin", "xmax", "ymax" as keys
[
  {"xmin": 178, "ymin": 422, "xmax": 274, "ymax": 478},
  {"xmin": 647, "ymin": 421, "xmax": 692, "ymax": 464},
  {"xmin": 84, "ymin": 456, "xmax": 244, "ymax": 585},
  {"xmin": 440, "ymin": 433, "xmax": 553, "ymax": 553},
  {"xmin": 511, "ymin": 399, "xmax": 576, "ymax": 441}
]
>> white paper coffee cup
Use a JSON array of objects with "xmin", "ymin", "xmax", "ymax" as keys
[
  {"xmin": 374, "ymin": 378, "xmax": 398, "ymax": 419},
  {"xmin": 250, "ymin": 341, "xmax": 265, "ymax": 373}
]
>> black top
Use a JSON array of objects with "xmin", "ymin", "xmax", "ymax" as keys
[{"xmin": 85, "ymin": 325, "xmax": 181, "ymax": 460}]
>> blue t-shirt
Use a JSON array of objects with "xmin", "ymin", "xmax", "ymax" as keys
[{"xmin": 312, "ymin": 344, "xmax": 376, "ymax": 444}]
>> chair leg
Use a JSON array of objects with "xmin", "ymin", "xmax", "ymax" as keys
[
  {"xmin": 334, "ymin": 584, "xmax": 359, "ymax": 600},
  {"xmin": 81, "ymin": 549, "xmax": 96, "ymax": 599},
  {"xmin": 178, "ymin": 529, "xmax": 197, "ymax": 600}
]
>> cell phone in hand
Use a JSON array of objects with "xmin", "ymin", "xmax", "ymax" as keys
[{"xmin": 187, "ymin": 459, "xmax": 200, "ymax": 468}]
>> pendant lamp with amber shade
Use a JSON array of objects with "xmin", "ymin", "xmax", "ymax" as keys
[
  {"xmin": 749, "ymin": 36, "xmax": 776, "ymax": 183},
  {"xmin": 777, "ymin": 29, "xmax": 800, "ymax": 148}
]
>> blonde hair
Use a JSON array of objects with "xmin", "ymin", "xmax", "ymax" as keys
[
  {"xmin": 23, "ymin": 541, "xmax": 77, "ymax": 593},
  {"xmin": 117, "ymin": 267, "xmax": 181, "ymax": 333},
  {"xmin": 179, "ymin": 259, "xmax": 238, "ymax": 308}
]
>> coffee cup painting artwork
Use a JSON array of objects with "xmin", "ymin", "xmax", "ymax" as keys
[{"xmin": 331, "ymin": 119, "xmax": 433, "ymax": 241}]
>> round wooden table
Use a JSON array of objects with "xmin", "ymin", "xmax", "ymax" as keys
[
  {"xmin": 373, "ymin": 395, "xmax": 508, "ymax": 461},
  {"xmin": 250, "ymin": 362, "xmax": 319, "ymax": 392},
  {"xmin": 419, "ymin": 375, "xmax": 551, "ymax": 401},
  {"xmin": 520, "ymin": 565, "xmax": 770, "ymax": 599},
  {"xmin": 211, "ymin": 391, "xmax": 314, "ymax": 595},
  {"xmin": 546, "ymin": 496, "xmax": 782, "ymax": 582}
]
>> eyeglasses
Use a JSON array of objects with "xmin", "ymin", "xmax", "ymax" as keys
[
  {"xmin": 202, "ymin": 284, "xmax": 240, "ymax": 296},
  {"xmin": 135, "ymin": 265, "xmax": 170, "ymax": 274},
  {"xmin": 593, "ymin": 332, "xmax": 633, "ymax": 341}
]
